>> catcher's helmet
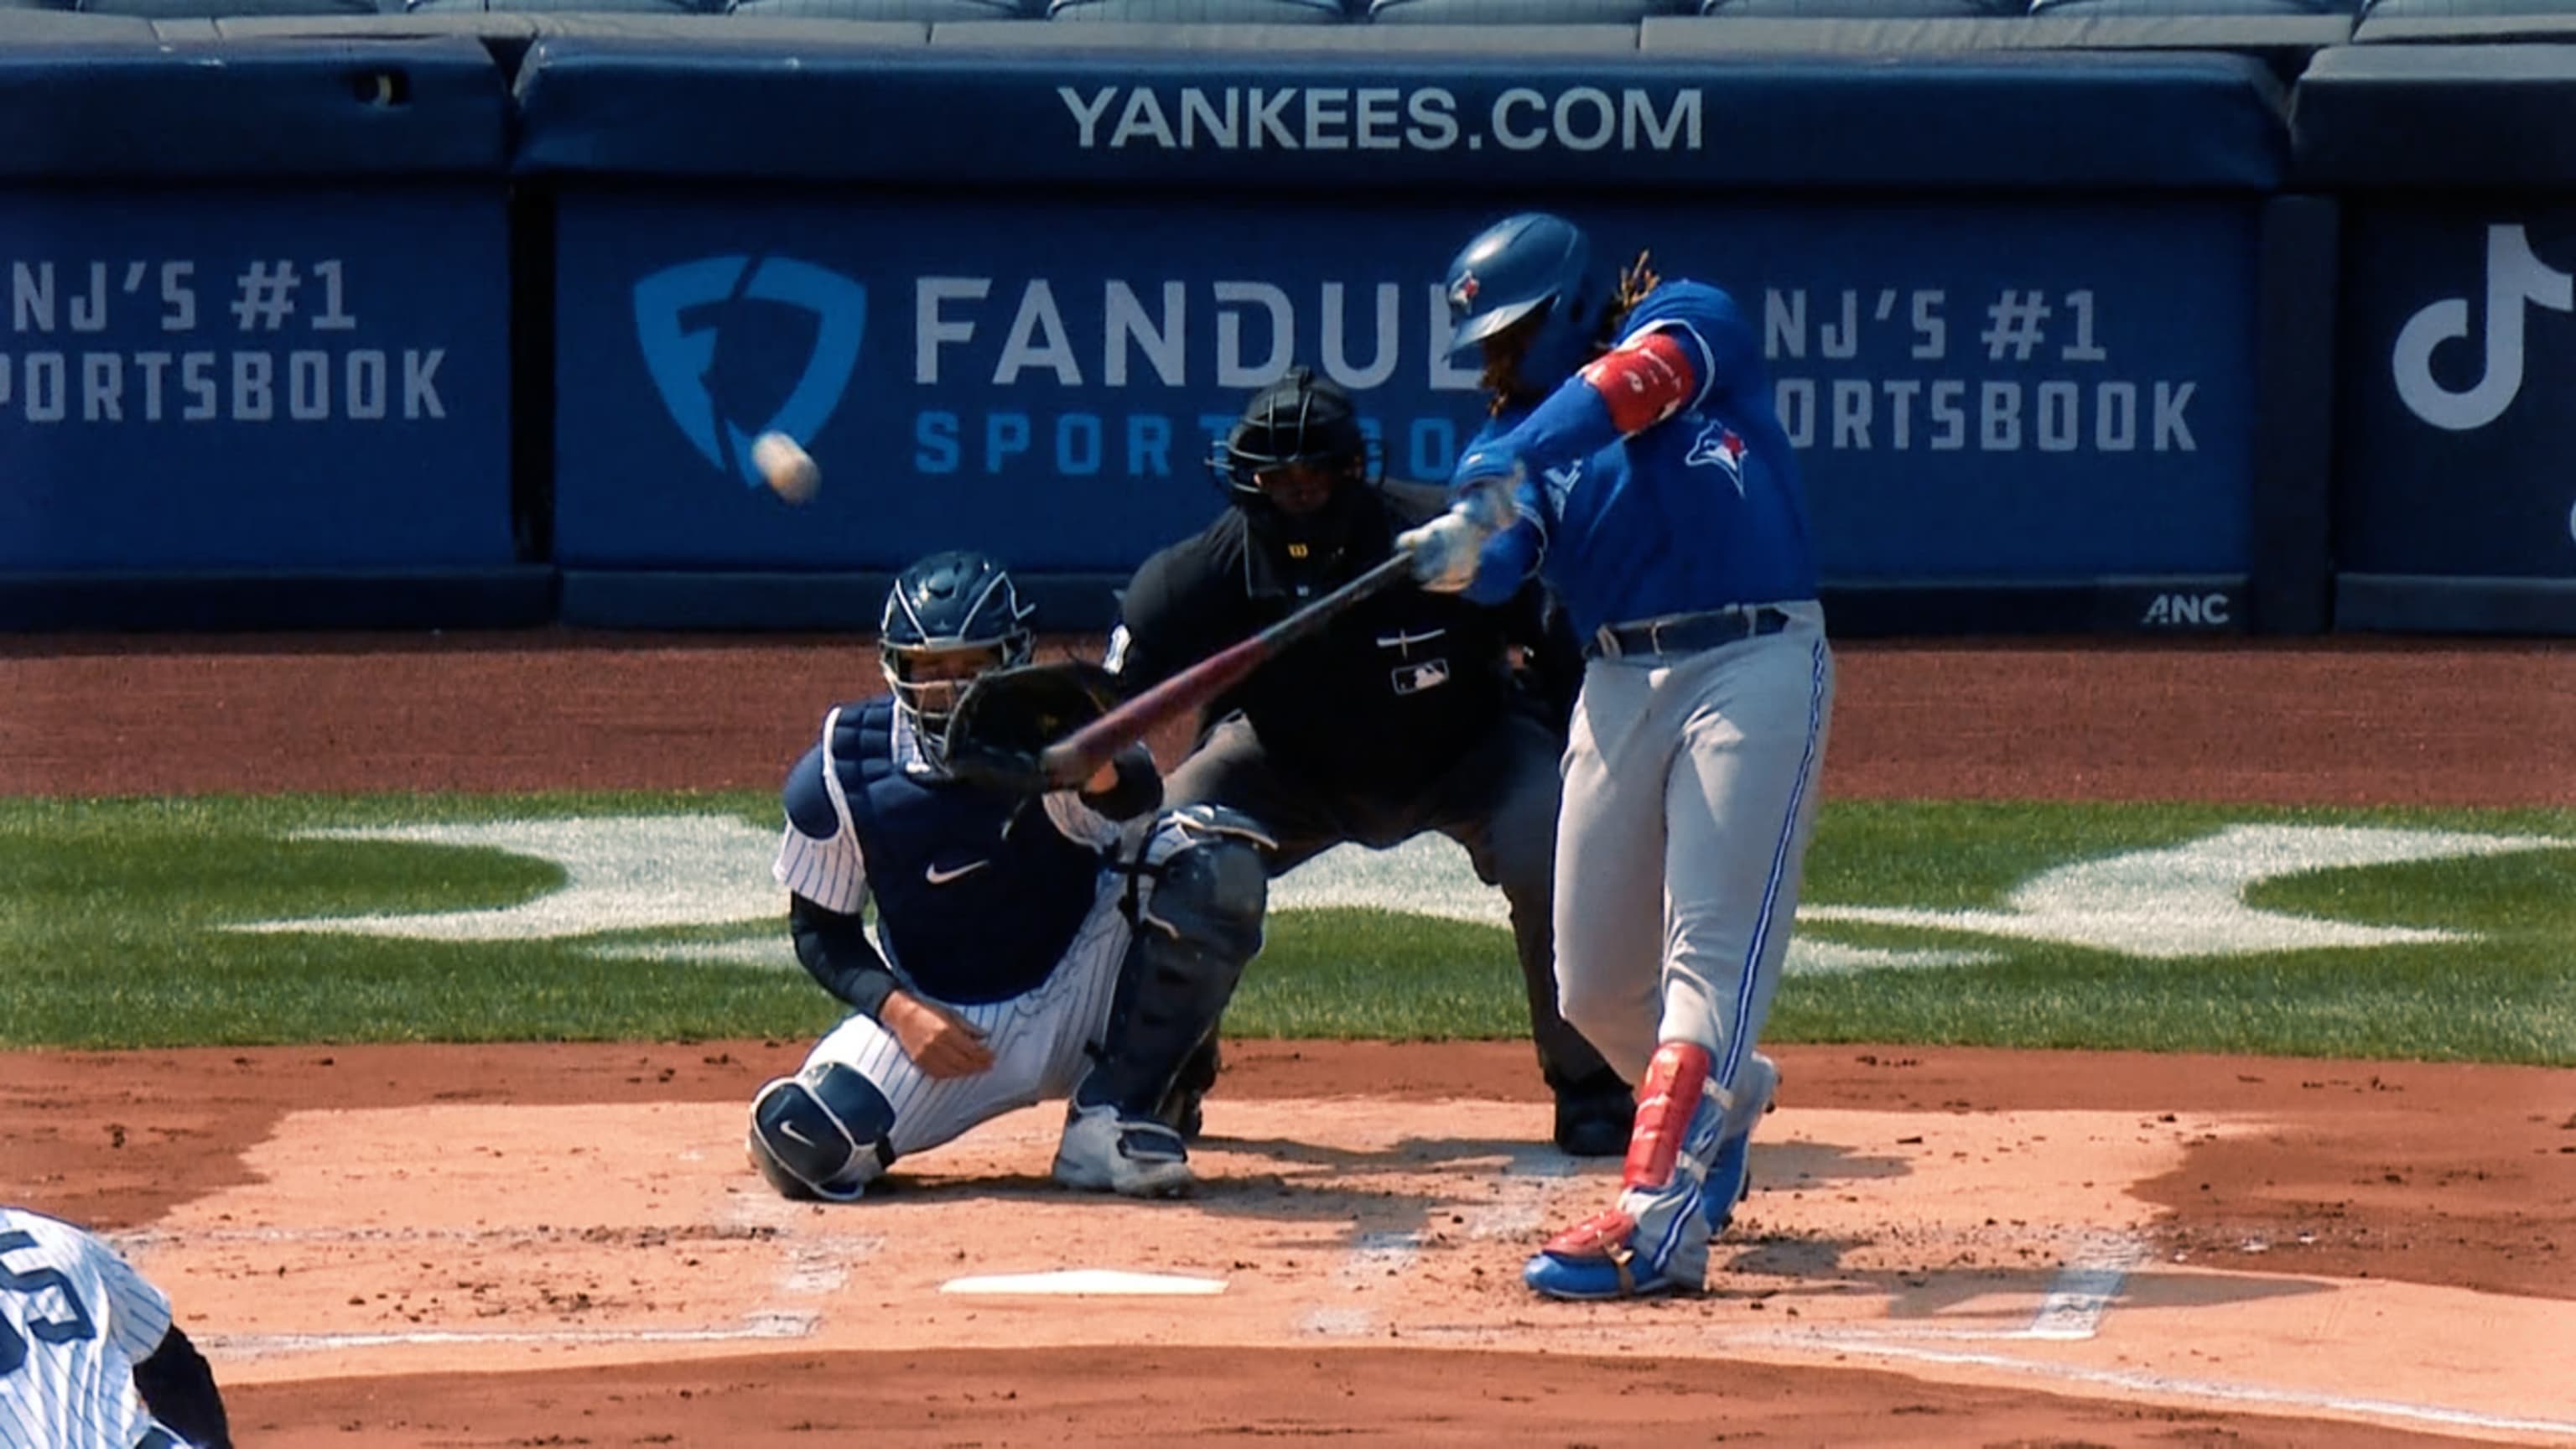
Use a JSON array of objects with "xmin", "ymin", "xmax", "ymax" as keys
[
  {"xmin": 880, "ymin": 549, "xmax": 1035, "ymax": 747},
  {"xmin": 1208, "ymin": 367, "xmax": 1379, "ymax": 567},
  {"xmin": 1443, "ymin": 212, "xmax": 1609, "ymax": 397}
]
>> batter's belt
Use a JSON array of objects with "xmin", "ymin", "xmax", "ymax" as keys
[{"xmin": 1585, "ymin": 605, "xmax": 1792, "ymax": 661}]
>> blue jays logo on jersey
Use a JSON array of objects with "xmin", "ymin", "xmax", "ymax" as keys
[
  {"xmin": 634, "ymin": 255, "xmax": 868, "ymax": 491},
  {"xmin": 1685, "ymin": 419, "xmax": 1748, "ymax": 496}
]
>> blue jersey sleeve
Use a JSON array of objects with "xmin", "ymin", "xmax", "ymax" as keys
[{"xmin": 1613, "ymin": 280, "xmax": 1764, "ymax": 413}]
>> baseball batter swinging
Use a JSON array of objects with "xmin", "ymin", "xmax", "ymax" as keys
[{"xmin": 1400, "ymin": 212, "xmax": 1836, "ymax": 1300}]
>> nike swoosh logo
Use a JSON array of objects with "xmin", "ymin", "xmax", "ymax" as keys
[
  {"xmin": 778, "ymin": 1123, "xmax": 814, "ymax": 1146},
  {"xmin": 926, "ymin": 859, "xmax": 992, "ymax": 886}
]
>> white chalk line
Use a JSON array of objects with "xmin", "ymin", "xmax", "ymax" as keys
[
  {"xmin": 1302, "ymin": 1228, "xmax": 1424, "ymax": 1337},
  {"xmin": 1304, "ymin": 1150, "xmax": 1580, "ymax": 1337},
  {"xmin": 1743, "ymin": 1332, "xmax": 2576, "ymax": 1441},
  {"xmin": 2023, "ymin": 1229, "xmax": 2148, "ymax": 1341},
  {"xmin": 204, "ymin": 1312, "xmax": 818, "ymax": 1357}
]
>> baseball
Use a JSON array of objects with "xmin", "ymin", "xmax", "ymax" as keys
[{"xmin": 752, "ymin": 432, "xmax": 821, "ymax": 505}]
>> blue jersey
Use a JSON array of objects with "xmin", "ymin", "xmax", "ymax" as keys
[{"xmin": 1463, "ymin": 280, "xmax": 1819, "ymax": 640}]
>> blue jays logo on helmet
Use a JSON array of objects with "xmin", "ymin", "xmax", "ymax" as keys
[{"xmin": 1442, "ymin": 212, "xmax": 1608, "ymax": 392}]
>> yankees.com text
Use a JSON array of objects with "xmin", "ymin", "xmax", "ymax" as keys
[{"xmin": 1058, "ymin": 85, "xmax": 1702, "ymax": 153}]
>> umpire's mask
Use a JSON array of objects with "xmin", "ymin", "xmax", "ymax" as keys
[{"xmin": 1209, "ymin": 367, "xmax": 1379, "ymax": 575}]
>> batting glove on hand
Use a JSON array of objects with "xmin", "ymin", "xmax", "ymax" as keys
[{"xmin": 1397, "ymin": 508, "xmax": 1490, "ymax": 594}]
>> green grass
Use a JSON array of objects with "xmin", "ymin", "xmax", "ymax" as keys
[{"xmin": 3, "ymin": 793, "xmax": 2571, "ymax": 1063}]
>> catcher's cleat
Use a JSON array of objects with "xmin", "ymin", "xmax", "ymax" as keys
[{"xmin": 1052, "ymin": 1102, "xmax": 1196, "ymax": 1198}]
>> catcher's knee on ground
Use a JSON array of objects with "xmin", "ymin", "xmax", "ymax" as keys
[
  {"xmin": 746, "ymin": 1063, "xmax": 896, "ymax": 1202},
  {"xmin": 1075, "ymin": 804, "xmax": 1271, "ymax": 1120}
]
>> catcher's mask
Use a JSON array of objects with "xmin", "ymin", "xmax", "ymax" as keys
[
  {"xmin": 879, "ymin": 549, "xmax": 1035, "ymax": 754},
  {"xmin": 1207, "ymin": 366, "xmax": 1381, "ymax": 568}
]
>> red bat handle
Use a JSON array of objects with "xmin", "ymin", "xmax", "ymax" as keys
[{"xmin": 1037, "ymin": 549, "xmax": 1420, "ymax": 788}]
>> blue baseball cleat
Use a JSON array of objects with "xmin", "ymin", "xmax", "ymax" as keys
[
  {"xmin": 1703, "ymin": 1052, "xmax": 1779, "ymax": 1233},
  {"xmin": 1524, "ymin": 1047, "xmax": 1780, "ymax": 1301}
]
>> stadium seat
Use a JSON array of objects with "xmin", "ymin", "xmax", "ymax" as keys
[
  {"xmin": 1698, "ymin": 0, "xmax": 2018, "ymax": 15},
  {"xmin": 1372, "ymin": 0, "xmax": 1688, "ymax": 21},
  {"xmin": 1046, "ymin": 0, "xmax": 1348, "ymax": 20},
  {"xmin": 733, "ymin": 0, "xmax": 1029, "ymax": 17},
  {"xmin": 77, "ymin": 0, "xmax": 380, "ymax": 16},
  {"xmin": 2357, "ymin": 0, "xmax": 2576, "ymax": 15},
  {"xmin": 410, "ymin": 0, "xmax": 720, "ymax": 11},
  {"xmin": 2030, "ymin": 0, "xmax": 2347, "ymax": 16}
]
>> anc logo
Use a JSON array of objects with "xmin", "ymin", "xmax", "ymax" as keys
[{"xmin": 633, "ymin": 256, "xmax": 867, "ymax": 490}]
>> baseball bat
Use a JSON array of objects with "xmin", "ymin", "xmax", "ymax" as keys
[{"xmin": 1036, "ymin": 548, "xmax": 1421, "ymax": 789}]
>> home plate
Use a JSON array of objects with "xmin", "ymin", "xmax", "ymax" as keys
[{"xmin": 939, "ymin": 1269, "xmax": 1228, "ymax": 1297}]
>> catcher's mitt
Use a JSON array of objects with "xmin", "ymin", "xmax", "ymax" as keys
[{"xmin": 941, "ymin": 660, "xmax": 1125, "ymax": 795}]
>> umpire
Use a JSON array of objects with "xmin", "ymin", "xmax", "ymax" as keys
[{"xmin": 1103, "ymin": 366, "xmax": 1632, "ymax": 1156}]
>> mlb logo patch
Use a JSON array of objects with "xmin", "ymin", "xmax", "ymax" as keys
[{"xmin": 1391, "ymin": 658, "xmax": 1452, "ymax": 695}]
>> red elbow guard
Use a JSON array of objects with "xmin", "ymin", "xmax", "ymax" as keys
[{"xmin": 1580, "ymin": 330, "xmax": 1698, "ymax": 434}]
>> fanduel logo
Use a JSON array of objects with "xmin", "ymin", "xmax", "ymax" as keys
[
  {"xmin": 2392, "ymin": 224, "xmax": 2572, "ymax": 433},
  {"xmin": 634, "ymin": 256, "xmax": 867, "ymax": 487}
]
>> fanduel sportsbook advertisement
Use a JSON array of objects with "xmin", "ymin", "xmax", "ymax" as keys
[
  {"xmin": 0, "ymin": 195, "xmax": 511, "ymax": 572},
  {"xmin": 553, "ymin": 198, "xmax": 2257, "ymax": 582}
]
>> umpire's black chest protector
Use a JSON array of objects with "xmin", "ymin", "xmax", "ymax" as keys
[
  {"xmin": 835, "ymin": 701, "xmax": 1106, "ymax": 1005},
  {"xmin": 1227, "ymin": 500, "xmax": 1524, "ymax": 793}
]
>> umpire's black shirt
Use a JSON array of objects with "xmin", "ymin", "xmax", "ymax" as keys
[{"xmin": 1109, "ymin": 481, "xmax": 1555, "ymax": 800}]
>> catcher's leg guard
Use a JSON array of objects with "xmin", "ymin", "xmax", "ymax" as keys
[
  {"xmin": 746, "ymin": 1062, "xmax": 896, "ymax": 1203},
  {"xmin": 1056, "ymin": 805, "xmax": 1270, "ymax": 1196},
  {"xmin": 1158, "ymin": 1031, "xmax": 1221, "ymax": 1142},
  {"xmin": 1524, "ymin": 1041, "xmax": 1729, "ymax": 1301}
]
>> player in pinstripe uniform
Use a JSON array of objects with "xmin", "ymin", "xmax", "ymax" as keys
[
  {"xmin": 1401, "ymin": 213, "xmax": 1835, "ymax": 1300},
  {"xmin": 0, "ymin": 1205, "xmax": 232, "ymax": 1449},
  {"xmin": 746, "ymin": 550, "xmax": 1273, "ymax": 1202}
]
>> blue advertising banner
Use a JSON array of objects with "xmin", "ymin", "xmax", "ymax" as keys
[
  {"xmin": 554, "ymin": 197, "xmax": 2257, "ymax": 582},
  {"xmin": 0, "ymin": 192, "xmax": 512, "ymax": 571},
  {"xmin": 516, "ymin": 44, "xmax": 2288, "ymax": 193},
  {"xmin": 2338, "ymin": 210, "xmax": 2576, "ymax": 579}
]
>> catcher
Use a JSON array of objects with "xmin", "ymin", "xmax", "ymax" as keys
[{"xmin": 746, "ymin": 548, "xmax": 1272, "ymax": 1201}]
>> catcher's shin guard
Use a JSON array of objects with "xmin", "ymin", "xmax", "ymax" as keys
[
  {"xmin": 1524, "ymin": 1041, "xmax": 1729, "ymax": 1300},
  {"xmin": 1072, "ymin": 806, "xmax": 1270, "ymax": 1121}
]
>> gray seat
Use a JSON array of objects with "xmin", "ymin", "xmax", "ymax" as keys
[
  {"xmin": 412, "ymin": 0, "xmax": 720, "ymax": 12},
  {"xmin": 2031, "ymin": 0, "xmax": 2345, "ymax": 16},
  {"xmin": 78, "ymin": 0, "xmax": 381, "ymax": 16},
  {"xmin": 1046, "ymin": 0, "xmax": 1347, "ymax": 20},
  {"xmin": 1698, "ymin": 0, "xmax": 2018, "ymax": 15},
  {"xmin": 732, "ymin": 0, "xmax": 1026, "ymax": 17},
  {"xmin": 2358, "ymin": 0, "xmax": 2576, "ymax": 15},
  {"xmin": 1373, "ymin": 0, "xmax": 1685, "ymax": 19}
]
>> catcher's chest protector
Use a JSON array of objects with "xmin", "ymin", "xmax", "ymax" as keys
[{"xmin": 835, "ymin": 701, "xmax": 1102, "ymax": 1005}]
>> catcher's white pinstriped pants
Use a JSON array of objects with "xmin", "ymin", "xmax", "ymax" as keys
[
  {"xmin": 1548, "ymin": 601, "xmax": 1834, "ymax": 1103},
  {"xmin": 796, "ymin": 868, "xmax": 1135, "ymax": 1160}
]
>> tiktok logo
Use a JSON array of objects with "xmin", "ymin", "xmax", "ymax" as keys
[{"xmin": 2392, "ymin": 224, "xmax": 2573, "ymax": 432}]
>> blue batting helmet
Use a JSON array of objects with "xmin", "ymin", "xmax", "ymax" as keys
[
  {"xmin": 1442, "ymin": 212, "xmax": 1609, "ymax": 390},
  {"xmin": 880, "ymin": 550, "xmax": 1035, "ymax": 745}
]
